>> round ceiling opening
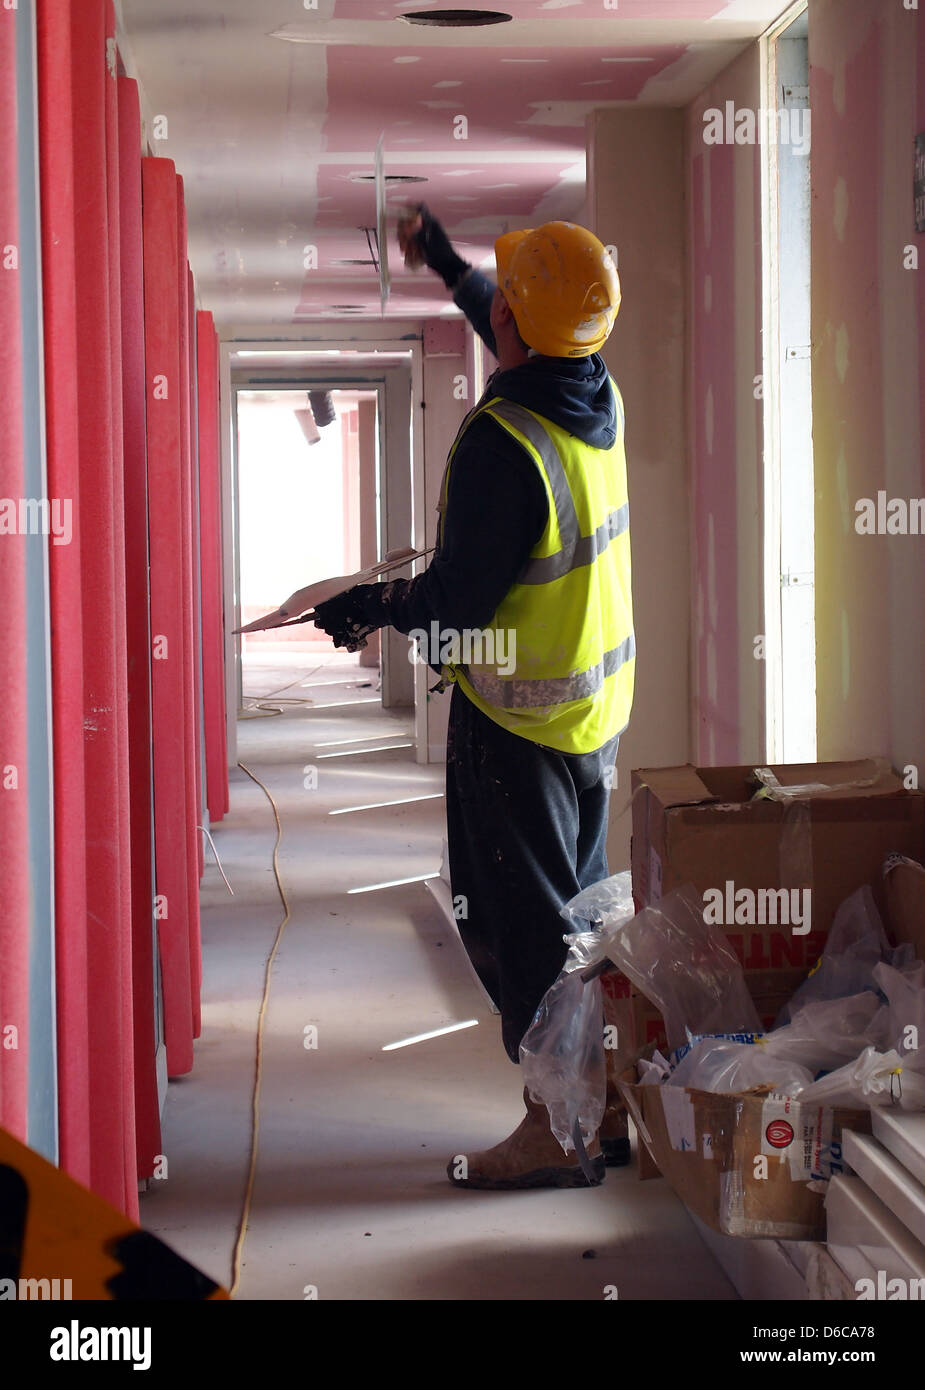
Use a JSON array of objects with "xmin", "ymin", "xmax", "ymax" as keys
[
  {"xmin": 399, "ymin": 10, "xmax": 513, "ymax": 27},
  {"xmin": 350, "ymin": 174, "xmax": 429, "ymax": 184}
]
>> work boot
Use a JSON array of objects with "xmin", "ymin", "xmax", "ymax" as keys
[
  {"xmin": 447, "ymin": 1088, "xmax": 605, "ymax": 1190},
  {"xmin": 600, "ymin": 1084, "xmax": 632, "ymax": 1167},
  {"xmin": 599, "ymin": 1101, "xmax": 631, "ymax": 1168}
]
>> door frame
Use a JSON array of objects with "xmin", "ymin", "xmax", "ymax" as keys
[{"xmin": 220, "ymin": 331, "xmax": 425, "ymax": 760}]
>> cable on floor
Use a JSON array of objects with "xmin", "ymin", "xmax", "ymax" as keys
[
  {"xmin": 238, "ymin": 704, "xmax": 285, "ymax": 719},
  {"xmin": 229, "ymin": 660, "xmax": 369, "ymax": 1289},
  {"xmin": 197, "ymin": 825, "xmax": 234, "ymax": 896},
  {"xmin": 240, "ymin": 698, "xmax": 317, "ymax": 719},
  {"xmin": 228, "ymin": 759, "xmax": 292, "ymax": 1297},
  {"xmin": 246, "ymin": 666, "xmax": 326, "ymax": 702},
  {"xmin": 237, "ymin": 669, "xmax": 321, "ymax": 722},
  {"xmin": 239, "ymin": 664, "xmax": 327, "ymax": 718}
]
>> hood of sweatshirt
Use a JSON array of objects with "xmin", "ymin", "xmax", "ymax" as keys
[{"xmin": 486, "ymin": 352, "xmax": 619, "ymax": 451}]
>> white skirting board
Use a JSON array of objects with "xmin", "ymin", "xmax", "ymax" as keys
[
  {"xmin": 805, "ymin": 1243, "xmax": 877, "ymax": 1301},
  {"xmin": 842, "ymin": 1130, "xmax": 925, "ymax": 1249},
  {"xmin": 689, "ymin": 1214, "xmax": 809, "ymax": 1301},
  {"xmin": 825, "ymin": 1172, "xmax": 925, "ymax": 1282},
  {"xmin": 871, "ymin": 1110, "xmax": 925, "ymax": 1189}
]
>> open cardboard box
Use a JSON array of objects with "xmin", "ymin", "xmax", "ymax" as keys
[
  {"xmin": 616, "ymin": 850, "xmax": 925, "ymax": 1240},
  {"xmin": 618, "ymin": 1073, "xmax": 872, "ymax": 1240},
  {"xmin": 629, "ymin": 758, "xmax": 925, "ymax": 1051}
]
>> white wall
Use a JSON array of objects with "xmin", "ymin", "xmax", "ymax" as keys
[
  {"xmin": 586, "ymin": 107, "xmax": 690, "ymax": 873},
  {"xmin": 419, "ymin": 330, "xmax": 470, "ymax": 759}
]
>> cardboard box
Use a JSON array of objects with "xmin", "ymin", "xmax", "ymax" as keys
[
  {"xmin": 619, "ymin": 1076, "xmax": 872, "ymax": 1240},
  {"xmin": 617, "ymin": 855, "xmax": 924, "ymax": 1239},
  {"xmin": 628, "ymin": 759, "xmax": 925, "ymax": 1051},
  {"xmin": 631, "ymin": 972, "xmax": 796, "ymax": 1054}
]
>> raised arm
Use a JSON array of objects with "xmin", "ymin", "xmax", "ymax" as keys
[{"xmin": 398, "ymin": 204, "xmax": 498, "ymax": 358}]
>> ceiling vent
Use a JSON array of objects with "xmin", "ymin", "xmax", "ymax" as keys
[
  {"xmin": 399, "ymin": 10, "xmax": 513, "ymax": 26},
  {"xmin": 350, "ymin": 173, "xmax": 428, "ymax": 184}
]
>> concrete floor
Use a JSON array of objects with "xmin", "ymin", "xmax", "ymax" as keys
[{"xmin": 140, "ymin": 653, "xmax": 737, "ymax": 1301}]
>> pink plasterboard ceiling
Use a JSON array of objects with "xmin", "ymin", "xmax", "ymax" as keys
[{"xmin": 118, "ymin": 0, "xmax": 793, "ymax": 327}]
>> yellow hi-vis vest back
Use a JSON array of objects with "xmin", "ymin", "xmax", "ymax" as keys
[{"xmin": 438, "ymin": 381, "xmax": 635, "ymax": 754}]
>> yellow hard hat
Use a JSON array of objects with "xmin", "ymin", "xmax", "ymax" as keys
[{"xmin": 494, "ymin": 222, "xmax": 621, "ymax": 358}]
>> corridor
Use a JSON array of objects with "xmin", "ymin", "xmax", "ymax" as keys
[{"xmin": 140, "ymin": 654, "xmax": 736, "ymax": 1300}]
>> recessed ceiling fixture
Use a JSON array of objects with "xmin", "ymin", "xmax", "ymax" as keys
[
  {"xmin": 350, "ymin": 173, "xmax": 428, "ymax": 184},
  {"xmin": 399, "ymin": 9, "xmax": 512, "ymax": 26}
]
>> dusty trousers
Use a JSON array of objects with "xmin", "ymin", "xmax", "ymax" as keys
[{"xmin": 445, "ymin": 683, "xmax": 620, "ymax": 1063}]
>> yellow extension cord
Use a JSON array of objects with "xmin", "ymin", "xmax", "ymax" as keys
[
  {"xmin": 226, "ymin": 666, "xmax": 381, "ymax": 1293},
  {"xmin": 228, "ymin": 759, "xmax": 292, "ymax": 1298}
]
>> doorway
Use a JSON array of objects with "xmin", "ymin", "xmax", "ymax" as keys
[
  {"xmin": 223, "ymin": 341, "xmax": 422, "ymax": 756},
  {"xmin": 235, "ymin": 386, "xmax": 382, "ymax": 720}
]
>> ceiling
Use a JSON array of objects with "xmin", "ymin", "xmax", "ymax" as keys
[{"xmin": 117, "ymin": 0, "xmax": 793, "ymax": 330}]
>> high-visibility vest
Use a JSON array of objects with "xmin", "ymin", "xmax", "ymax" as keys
[{"xmin": 436, "ymin": 381, "xmax": 635, "ymax": 754}]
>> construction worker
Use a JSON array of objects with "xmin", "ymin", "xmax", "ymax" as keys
[{"xmin": 312, "ymin": 208, "xmax": 634, "ymax": 1189}]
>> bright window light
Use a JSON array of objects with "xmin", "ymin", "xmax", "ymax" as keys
[
  {"xmin": 315, "ymin": 733, "xmax": 410, "ymax": 747},
  {"xmin": 316, "ymin": 742, "xmax": 413, "ymax": 759},
  {"xmin": 330, "ymin": 793, "xmax": 444, "ymax": 816},
  {"xmin": 348, "ymin": 873, "xmax": 439, "ymax": 894}
]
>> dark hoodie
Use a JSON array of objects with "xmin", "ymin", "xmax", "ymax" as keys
[{"xmin": 369, "ymin": 268, "xmax": 622, "ymax": 640}]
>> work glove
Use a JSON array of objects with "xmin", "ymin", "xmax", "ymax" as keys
[
  {"xmin": 312, "ymin": 584, "xmax": 384, "ymax": 653},
  {"xmin": 398, "ymin": 203, "xmax": 471, "ymax": 290}
]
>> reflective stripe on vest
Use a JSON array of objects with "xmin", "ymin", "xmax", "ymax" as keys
[
  {"xmin": 465, "ymin": 633, "xmax": 636, "ymax": 710},
  {"xmin": 487, "ymin": 399, "xmax": 629, "ymax": 584}
]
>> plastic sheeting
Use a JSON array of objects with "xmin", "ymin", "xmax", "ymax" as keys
[
  {"xmin": 176, "ymin": 185, "xmax": 203, "ymax": 1022},
  {"xmin": 38, "ymin": 0, "xmax": 91, "ymax": 1189},
  {"xmin": 69, "ymin": 0, "xmax": 137, "ymax": 1217},
  {"xmin": 19, "ymin": 0, "xmax": 221, "ymax": 1212},
  {"xmin": 196, "ymin": 311, "xmax": 230, "ymax": 823},
  {"xmin": 0, "ymin": 2, "xmax": 31, "ymax": 1144},
  {"xmin": 119, "ymin": 72, "xmax": 162, "ymax": 1182},
  {"xmin": 143, "ymin": 157, "xmax": 197, "ymax": 1078}
]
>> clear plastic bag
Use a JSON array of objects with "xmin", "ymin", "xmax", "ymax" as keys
[
  {"xmin": 763, "ymin": 991, "xmax": 888, "ymax": 1073},
  {"xmin": 520, "ymin": 872, "xmax": 636, "ymax": 1154},
  {"xmin": 560, "ymin": 869, "xmax": 636, "ymax": 936},
  {"xmin": 638, "ymin": 1051, "xmax": 671, "ymax": 1085},
  {"xmin": 667, "ymin": 1037, "xmax": 815, "ymax": 1094},
  {"xmin": 794, "ymin": 1045, "xmax": 925, "ymax": 1110},
  {"xmin": 519, "ymin": 966, "xmax": 605, "ymax": 1154},
  {"xmin": 872, "ymin": 960, "xmax": 925, "ymax": 1101},
  {"xmin": 776, "ymin": 885, "xmax": 892, "ymax": 1023},
  {"xmin": 594, "ymin": 883, "xmax": 761, "ymax": 1053}
]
